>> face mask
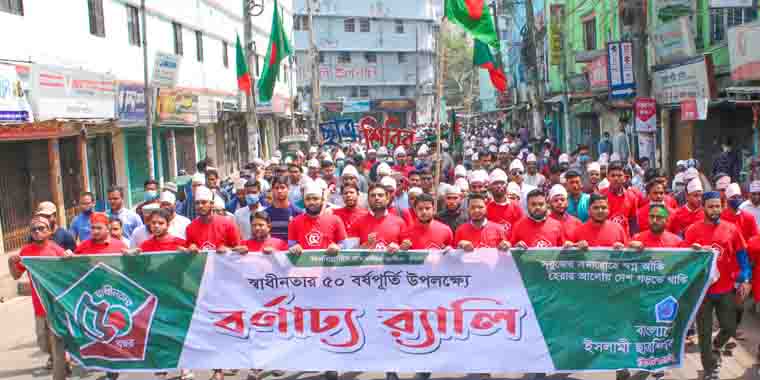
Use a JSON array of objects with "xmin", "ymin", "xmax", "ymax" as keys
[
  {"xmin": 729, "ymin": 198, "xmax": 743, "ymax": 210},
  {"xmin": 245, "ymin": 194, "xmax": 260, "ymax": 205},
  {"xmin": 336, "ymin": 160, "xmax": 345, "ymax": 168},
  {"xmin": 579, "ymin": 155, "xmax": 590, "ymax": 164},
  {"xmin": 144, "ymin": 190, "xmax": 158, "ymax": 201}
]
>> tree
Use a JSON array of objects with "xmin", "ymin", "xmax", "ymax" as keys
[{"xmin": 442, "ymin": 24, "xmax": 479, "ymax": 109}]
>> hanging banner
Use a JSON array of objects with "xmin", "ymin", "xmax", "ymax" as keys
[
  {"xmin": 25, "ymin": 248, "xmax": 713, "ymax": 372},
  {"xmin": 635, "ymin": 98, "xmax": 658, "ymax": 132},
  {"xmin": 358, "ymin": 115, "xmax": 416, "ymax": 150},
  {"xmin": 637, "ymin": 133, "xmax": 657, "ymax": 162},
  {"xmin": 728, "ymin": 21, "xmax": 760, "ymax": 81},
  {"xmin": 652, "ymin": 55, "xmax": 716, "ymax": 105},
  {"xmin": 589, "ymin": 55, "xmax": 609, "ymax": 91},
  {"xmin": 319, "ymin": 118, "xmax": 359, "ymax": 145},
  {"xmin": 0, "ymin": 64, "xmax": 34, "ymax": 123},
  {"xmin": 680, "ymin": 98, "xmax": 708, "ymax": 121},
  {"xmin": 32, "ymin": 64, "xmax": 117, "ymax": 120}
]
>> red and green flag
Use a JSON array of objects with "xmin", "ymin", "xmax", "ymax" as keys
[
  {"xmin": 257, "ymin": 0, "xmax": 293, "ymax": 103},
  {"xmin": 235, "ymin": 35, "xmax": 252, "ymax": 95},
  {"xmin": 445, "ymin": 0, "xmax": 499, "ymax": 49},
  {"xmin": 474, "ymin": 39, "xmax": 507, "ymax": 92}
]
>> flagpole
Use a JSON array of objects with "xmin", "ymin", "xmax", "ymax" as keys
[
  {"xmin": 244, "ymin": 0, "xmax": 263, "ymax": 159},
  {"xmin": 140, "ymin": 0, "xmax": 155, "ymax": 181},
  {"xmin": 433, "ymin": 16, "xmax": 447, "ymax": 208}
]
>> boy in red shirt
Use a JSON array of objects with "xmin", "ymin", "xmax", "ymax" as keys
[
  {"xmin": 347, "ymin": 184, "xmax": 406, "ymax": 250},
  {"xmin": 510, "ymin": 189, "xmax": 565, "ymax": 248},
  {"xmin": 332, "ymin": 184, "xmax": 368, "ymax": 234},
  {"xmin": 138, "ymin": 209, "xmax": 188, "ymax": 252},
  {"xmin": 721, "ymin": 183, "xmax": 759, "ymax": 241},
  {"xmin": 75, "ymin": 212, "xmax": 128, "ymax": 254},
  {"xmin": 400, "ymin": 193, "xmax": 453, "ymax": 250},
  {"xmin": 234, "ymin": 210, "xmax": 288, "ymax": 254},
  {"xmin": 568, "ymin": 193, "xmax": 628, "ymax": 249},
  {"xmin": 185, "ymin": 186, "xmax": 241, "ymax": 252},
  {"xmin": 599, "ymin": 161, "xmax": 638, "ymax": 236},
  {"xmin": 455, "ymin": 193, "xmax": 510, "ymax": 251},
  {"xmin": 485, "ymin": 169, "xmax": 523, "ymax": 236},
  {"xmin": 8, "ymin": 216, "xmax": 70, "ymax": 379}
]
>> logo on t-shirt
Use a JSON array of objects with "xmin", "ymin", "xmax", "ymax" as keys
[
  {"xmin": 534, "ymin": 239, "xmax": 552, "ymax": 248},
  {"xmin": 306, "ymin": 230, "xmax": 323, "ymax": 247},
  {"xmin": 375, "ymin": 241, "xmax": 388, "ymax": 250},
  {"xmin": 610, "ymin": 215, "xmax": 626, "ymax": 226},
  {"xmin": 200, "ymin": 241, "xmax": 217, "ymax": 250}
]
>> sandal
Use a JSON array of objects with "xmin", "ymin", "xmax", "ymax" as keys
[
  {"xmin": 211, "ymin": 369, "xmax": 224, "ymax": 380},
  {"xmin": 45, "ymin": 357, "xmax": 53, "ymax": 370}
]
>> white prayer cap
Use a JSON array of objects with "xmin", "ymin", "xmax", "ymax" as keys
[
  {"xmin": 549, "ymin": 184, "xmax": 567, "ymax": 200},
  {"xmin": 335, "ymin": 150, "xmax": 346, "ymax": 160},
  {"xmin": 342, "ymin": 164, "xmax": 359, "ymax": 178},
  {"xmin": 309, "ymin": 146, "xmax": 318, "ymax": 154},
  {"xmin": 273, "ymin": 150, "xmax": 282, "ymax": 158},
  {"xmin": 307, "ymin": 158, "xmax": 320, "ymax": 168},
  {"xmin": 673, "ymin": 172, "xmax": 685, "ymax": 185},
  {"xmin": 726, "ymin": 183, "xmax": 742, "ymax": 198},
  {"xmin": 610, "ymin": 153, "xmax": 621, "ymax": 162},
  {"xmin": 489, "ymin": 137, "xmax": 497, "ymax": 144},
  {"xmin": 284, "ymin": 156, "xmax": 293, "ymax": 164},
  {"xmin": 269, "ymin": 157, "xmax": 281, "ymax": 165},
  {"xmin": 676, "ymin": 160, "xmax": 688, "ymax": 168},
  {"xmin": 213, "ymin": 196, "xmax": 226, "ymax": 211},
  {"xmin": 472, "ymin": 152, "xmax": 479, "ymax": 161},
  {"xmin": 234, "ymin": 178, "xmax": 246, "ymax": 191},
  {"xmin": 684, "ymin": 168, "xmax": 699, "ymax": 181},
  {"xmin": 488, "ymin": 144, "xmax": 498, "ymax": 153},
  {"xmin": 303, "ymin": 181, "xmax": 324, "ymax": 197},
  {"xmin": 377, "ymin": 146, "xmax": 389, "ymax": 156},
  {"xmin": 465, "ymin": 148, "xmax": 474, "ymax": 156},
  {"xmin": 296, "ymin": 150, "xmax": 305, "ymax": 158},
  {"xmin": 598, "ymin": 153, "xmax": 609, "ymax": 165},
  {"xmin": 408, "ymin": 187, "xmax": 423, "ymax": 196},
  {"xmin": 455, "ymin": 165, "xmax": 467, "ymax": 178},
  {"xmin": 469, "ymin": 169, "xmax": 489, "ymax": 184},
  {"xmin": 750, "ymin": 181, "xmax": 760, "ymax": 193},
  {"xmin": 507, "ymin": 182, "xmax": 521, "ymax": 196},
  {"xmin": 143, "ymin": 203, "xmax": 160, "ymax": 211},
  {"xmin": 368, "ymin": 148, "xmax": 377, "ymax": 154},
  {"xmin": 418, "ymin": 144, "xmax": 430, "ymax": 155},
  {"xmin": 489, "ymin": 168, "xmax": 508, "ymax": 183},
  {"xmin": 687, "ymin": 178, "xmax": 703, "ymax": 194},
  {"xmin": 509, "ymin": 159, "xmax": 525, "ymax": 172},
  {"xmin": 587, "ymin": 162, "xmax": 601, "ymax": 173},
  {"xmin": 441, "ymin": 141, "xmax": 449, "ymax": 149},
  {"xmin": 559, "ymin": 153, "xmax": 570, "ymax": 164},
  {"xmin": 499, "ymin": 144, "xmax": 509, "ymax": 153},
  {"xmin": 380, "ymin": 176, "xmax": 397, "ymax": 190},
  {"xmin": 526, "ymin": 153, "xmax": 537, "ymax": 163},
  {"xmin": 715, "ymin": 175, "xmax": 731, "ymax": 190},
  {"xmin": 598, "ymin": 178, "xmax": 610, "ymax": 191},
  {"xmin": 445, "ymin": 182, "xmax": 463, "ymax": 195},
  {"xmin": 455, "ymin": 178, "xmax": 469, "ymax": 192},
  {"xmin": 394, "ymin": 146, "xmax": 406, "ymax": 156},
  {"xmin": 192, "ymin": 172, "xmax": 206, "ymax": 184},
  {"xmin": 160, "ymin": 191, "xmax": 176, "ymax": 205},
  {"xmin": 377, "ymin": 162, "xmax": 392, "ymax": 176},
  {"xmin": 194, "ymin": 186, "xmax": 214, "ymax": 201}
]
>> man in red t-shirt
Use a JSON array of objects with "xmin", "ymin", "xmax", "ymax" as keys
[
  {"xmin": 547, "ymin": 184, "xmax": 583, "ymax": 238},
  {"xmin": 185, "ymin": 186, "xmax": 241, "ymax": 253},
  {"xmin": 630, "ymin": 204, "xmax": 683, "ymax": 249},
  {"xmin": 510, "ymin": 189, "xmax": 565, "ymax": 248},
  {"xmin": 347, "ymin": 184, "xmax": 405, "ymax": 250},
  {"xmin": 233, "ymin": 210, "xmax": 288, "ymax": 254},
  {"xmin": 75, "ymin": 212, "xmax": 129, "ymax": 254},
  {"xmin": 485, "ymin": 168, "xmax": 523, "ymax": 237},
  {"xmin": 599, "ymin": 161, "xmax": 638, "ymax": 236},
  {"xmin": 400, "ymin": 193, "xmax": 454, "ymax": 250},
  {"xmin": 288, "ymin": 182, "xmax": 347, "ymax": 255},
  {"xmin": 333, "ymin": 184, "xmax": 369, "ymax": 234},
  {"xmin": 636, "ymin": 181, "xmax": 674, "ymax": 232},
  {"xmin": 8, "ymin": 216, "xmax": 69, "ymax": 379},
  {"xmin": 568, "ymin": 193, "xmax": 628, "ymax": 249},
  {"xmin": 668, "ymin": 178, "xmax": 704, "ymax": 237},
  {"xmin": 683, "ymin": 192, "xmax": 751, "ymax": 380},
  {"xmin": 138, "ymin": 209, "xmax": 188, "ymax": 252},
  {"xmin": 721, "ymin": 183, "xmax": 759, "ymax": 241},
  {"xmin": 455, "ymin": 193, "xmax": 510, "ymax": 251}
]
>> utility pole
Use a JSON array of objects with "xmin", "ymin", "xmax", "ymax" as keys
[
  {"xmin": 140, "ymin": 0, "xmax": 154, "ymax": 180},
  {"xmin": 432, "ymin": 17, "xmax": 447, "ymax": 209},
  {"xmin": 307, "ymin": 0, "xmax": 320, "ymax": 137},
  {"xmin": 244, "ymin": 0, "xmax": 263, "ymax": 159},
  {"xmin": 523, "ymin": 0, "xmax": 544, "ymax": 137}
]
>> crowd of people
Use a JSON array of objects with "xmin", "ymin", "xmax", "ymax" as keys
[{"xmin": 8, "ymin": 124, "xmax": 760, "ymax": 380}]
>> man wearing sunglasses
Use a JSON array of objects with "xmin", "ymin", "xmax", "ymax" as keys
[{"xmin": 508, "ymin": 159, "xmax": 537, "ymax": 212}]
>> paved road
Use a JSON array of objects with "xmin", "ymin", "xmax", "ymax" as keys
[{"xmin": 1, "ymin": 297, "xmax": 758, "ymax": 380}]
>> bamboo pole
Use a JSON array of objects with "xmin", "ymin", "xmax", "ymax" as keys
[{"xmin": 433, "ymin": 17, "xmax": 447, "ymax": 210}]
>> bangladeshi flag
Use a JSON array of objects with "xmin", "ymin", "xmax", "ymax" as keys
[
  {"xmin": 445, "ymin": 0, "xmax": 499, "ymax": 49},
  {"xmin": 474, "ymin": 39, "xmax": 507, "ymax": 92},
  {"xmin": 235, "ymin": 35, "xmax": 252, "ymax": 95},
  {"xmin": 257, "ymin": 0, "xmax": 292, "ymax": 102}
]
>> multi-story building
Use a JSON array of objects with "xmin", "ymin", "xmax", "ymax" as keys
[
  {"xmin": 293, "ymin": 0, "xmax": 440, "ymax": 127},
  {"xmin": 0, "ymin": 0, "xmax": 295, "ymax": 251}
]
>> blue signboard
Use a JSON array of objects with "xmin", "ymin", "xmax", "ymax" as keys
[
  {"xmin": 117, "ymin": 84, "xmax": 147, "ymax": 123},
  {"xmin": 607, "ymin": 41, "xmax": 636, "ymax": 99}
]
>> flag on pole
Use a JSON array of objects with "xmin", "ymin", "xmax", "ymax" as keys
[
  {"xmin": 235, "ymin": 35, "xmax": 252, "ymax": 95},
  {"xmin": 473, "ymin": 39, "xmax": 507, "ymax": 92},
  {"xmin": 445, "ymin": 0, "xmax": 500, "ymax": 49},
  {"xmin": 257, "ymin": 0, "xmax": 293, "ymax": 103}
]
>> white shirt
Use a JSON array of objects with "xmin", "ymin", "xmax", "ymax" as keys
[
  {"xmin": 739, "ymin": 200, "xmax": 760, "ymax": 226},
  {"xmin": 129, "ymin": 226, "xmax": 151, "ymax": 248},
  {"xmin": 524, "ymin": 173, "xmax": 546, "ymax": 188},
  {"xmin": 129, "ymin": 213, "xmax": 191, "ymax": 248},
  {"xmin": 235, "ymin": 205, "xmax": 265, "ymax": 240}
]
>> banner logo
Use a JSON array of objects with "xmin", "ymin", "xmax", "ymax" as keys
[
  {"xmin": 56, "ymin": 263, "xmax": 158, "ymax": 361},
  {"xmin": 655, "ymin": 296, "xmax": 678, "ymax": 324}
]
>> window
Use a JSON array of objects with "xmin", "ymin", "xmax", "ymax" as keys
[
  {"xmin": 351, "ymin": 87, "xmax": 359, "ymax": 97},
  {"xmin": 711, "ymin": 8, "xmax": 757, "ymax": 43},
  {"xmin": 173, "ymin": 22, "xmax": 183, "ymax": 56},
  {"xmin": 127, "ymin": 5, "xmax": 141, "ymax": 46},
  {"xmin": 0, "ymin": 0, "xmax": 23, "ymax": 15},
  {"xmin": 319, "ymin": 52, "xmax": 326, "ymax": 63},
  {"xmin": 398, "ymin": 52, "xmax": 408, "ymax": 63},
  {"xmin": 195, "ymin": 30, "xmax": 204, "ymax": 62},
  {"xmin": 583, "ymin": 18, "xmax": 596, "ymax": 51},
  {"xmin": 222, "ymin": 41, "xmax": 229, "ymax": 68},
  {"xmin": 400, "ymin": 86, "xmax": 408, "ymax": 97},
  {"xmin": 395, "ymin": 19, "xmax": 404, "ymax": 33},
  {"xmin": 88, "ymin": 0, "xmax": 105, "ymax": 37},
  {"xmin": 344, "ymin": 18, "xmax": 355, "ymax": 32},
  {"xmin": 359, "ymin": 18, "xmax": 370, "ymax": 32},
  {"xmin": 365, "ymin": 52, "xmax": 377, "ymax": 63},
  {"xmin": 338, "ymin": 52, "xmax": 351, "ymax": 64},
  {"xmin": 359, "ymin": 86, "xmax": 369, "ymax": 97},
  {"xmin": 294, "ymin": 15, "xmax": 310, "ymax": 31}
]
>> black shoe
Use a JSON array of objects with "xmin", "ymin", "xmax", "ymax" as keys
[
  {"xmin": 386, "ymin": 373, "xmax": 400, "ymax": 380},
  {"xmin": 324, "ymin": 371, "xmax": 339, "ymax": 380},
  {"xmin": 106, "ymin": 372, "xmax": 119, "ymax": 380},
  {"xmin": 413, "ymin": 373, "xmax": 431, "ymax": 380},
  {"xmin": 615, "ymin": 369, "xmax": 631, "ymax": 380}
]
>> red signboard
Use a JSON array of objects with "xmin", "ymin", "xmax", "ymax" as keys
[
  {"xmin": 680, "ymin": 98, "xmax": 698, "ymax": 121},
  {"xmin": 588, "ymin": 55, "xmax": 609, "ymax": 90},
  {"xmin": 634, "ymin": 97, "xmax": 657, "ymax": 132}
]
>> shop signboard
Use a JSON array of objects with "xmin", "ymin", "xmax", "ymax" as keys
[
  {"xmin": 634, "ymin": 97, "xmax": 657, "ymax": 132},
  {"xmin": 343, "ymin": 99, "xmax": 370, "ymax": 113},
  {"xmin": 32, "ymin": 64, "xmax": 117, "ymax": 120},
  {"xmin": 151, "ymin": 52, "xmax": 181, "ymax": 88},
  {"xmin": 653, "ymin": 17, "xmax": 696, "ymax": 65},
  {"xmin": 156, "ymin": 89, "xmax": 198, "ymax": 124},
  {"xmin": 588, "ymin": 55, "xmax": 609, "ymax": 90},
  {"xmin": 728, "ymin": 21, "xmax": 760, "ymax": 81},
  {"xmin": 0, "ymin": 64, "xmax": 33, "ymax": 123},
  {"xmin": 655, "ymin": 0, "xmax": 693, "ymax": 18},
  {"xmin": 198, "ymin": 95, "xmax": 219, "ymax": 124},
  {"xmin": 607, "ymin": 41, "xmax": 636, "ymax": 98},
  {"xmin": 116, "ymin": 83, "xmax": 146, "ymax": 123},
  {"xmin": 372, "ymin": 99, "xmax": 416, "ymax": 112},
  {"xmin": 710, "ymin": 0, "xmax": 754, "ymax": 7},
  {"xmin": 652, "ymin": 55, "xmax": 716, "ymax": 105}
]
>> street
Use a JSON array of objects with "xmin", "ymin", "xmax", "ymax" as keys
[{"xmin": 1, "ymin": 297, "xmax": 759, "ymax": 380}]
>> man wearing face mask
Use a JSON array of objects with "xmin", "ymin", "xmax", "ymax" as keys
[
  {"xmin": 234, "ymin": 180, "xmax": 266, "ymax": 240},
  {"xmin": 135, "ymin": 179, "xmax": 161, "ymax": 221},
  {"xmin": 70, "ymin": 192, "xmax": 96, "ymax": 242},
  {"xmin": 510, "ymin": 189, "xmax": 565, "ymax": 248},
  {"xmin": 739, "ymin": 180, "xmax": 760, "ymax": 225},
  {"xmin": 721, "ymin": 183, "xmax": 759, "ymax": 242}
]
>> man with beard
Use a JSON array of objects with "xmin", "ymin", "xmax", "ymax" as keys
[
  {"xmin": 524, "ymin": 154, "xmax": 546, "ymax": 188},
  {"xmin": 408, "ymin": 170, "xmax": 423, "ymax": 190},
  {"xmin": 629, "ymin": 204, "xmax": 682, "ymax": 248},
  {"xmin": 469, "ymin": 170, "xmax": 490, "ymax": 198},
  {"xmin": 33, "ymin": 202, "xmax": 76, "ymax": 251},
  {"xmin": 334, "ymin": 165, "xmax": 368, "ymax": 208},
  {"xmin": 185, "ymin": 187, "xmax": 241, "ymax": 253},
  {"xmin": 288, "ymin": 181, "xmax": 347, "ymax": 255},
  {"xmin": 584, "ymin": 162, "xmax": 602, "ymax": 194},
  {"xmin": 510, "ymin": 190, "xmax": 565, "ymax": 248},
  {"xmin": 346, "ymin": 184, "xmax": 406, "ymax": 250},
  {"xmin": 508, "ymin": 159, "xmax": 536, "ymax": 211},
  {"xmin": 420, "ymin": 169, "xmax": 435, "ymax": 195},
  {"xmin": 486, "ymin": 169, "xmax": 523, "ymax": 237},
  {"xmin": 684, "ymin": 192, "xmax": 751, "ymax": 380},
  {"xmin": 454, "ymin": 193, "xmax": 510, "ymax": 251},
  {"xmin": 265, "ymin": 176, "xmax": 304, "ymax": 241},
  {"xmin": 497, "ymin": 144, "xmax": 511, "ymax": 168},
  {"xmin": 156, "ymin": 191, "xmax": 191, "ymax": 239},
  {"xmin": 75, "ymin": 212, "xmax": 129, "ymax": 254},
  {"xmin": 400, "ymin": 194, "xmax": 454, "ymax": 250},
  {"xmin": 547, "ymin": 185, "xmax": 583, "ymax": 238},
  {"xmin": 600, "ymin": 161, "xmax": 639, "ymax": 236},
  {"xmin": 436, "ymin": 184, "xmax": 468, "ymax": 233},
  {"xmin": 668, "ymin": 179, "xmax": 705, "ymax": 237},
  {"xmin": 307, "ymin": 158, "xmax": 321, "ymax": 181},
  {"xmin": 568, "ymin": 193, "xmax": 628, "ymax": 249},
  {"xmin": 233, "ymin": 211, "xmax": 288, "ymax": 254},
  {"xmin": 565, "ymin": 171, "xmax": 590, "ymax": 223},
  {"xmin": 636, "ymin": 181, "xmax": 673, "ymax": 232},
  {"xmin": 71, "ymin": 192, "xmax": 96, "ymax": 242},
  {"xmin": 333, "ymin": 184, "xmax": 369, "ymax": 234}
]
